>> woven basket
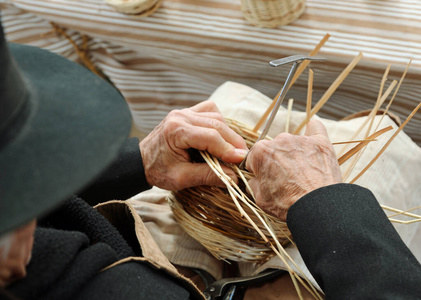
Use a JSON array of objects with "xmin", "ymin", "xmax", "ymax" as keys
[
  {"xmin": 105, "ymin": 0, "xmax": 162, "ymax": 16},
  {"xmin": 241, "ymin": 0, "xmax": 306, "ymax": 28},
  {"xmin": 168, "ymin": 119, "xmax": 292, "ymax": 263}
]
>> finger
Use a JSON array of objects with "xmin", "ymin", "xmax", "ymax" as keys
[
  {"xmin": 175, "ymin": 106, "xmax": 247, "ymax": 150},
  {"xmin": 244, "ymin": 140, "xmax": 268, "ymax": 173},
  {"xmin": 176, "ymin": 124, "xmax": 247, "ymax": 163},
  {"xmin": 189, "ymin": 100, "xmax": 221, "ymax": 113},
  {"xmin": 304, "ymin": 119, "xmax": 329, "ymax": 138},
  {"xmin": 191, "ymin": 111, "xmax": 226, "ymax": 123},
  {"xmin": 175, "ymin": 163, "xmax": 237, "ymax": 189},
  {"xmin": 244, "ymin": 152, "xmax": 253, "ymax": 173},
  {"xmin": 189, "ymin": 114, "xmax": 247, "ymax": 150}
]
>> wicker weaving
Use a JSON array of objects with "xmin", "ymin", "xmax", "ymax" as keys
[
  {"xmin": 168, "ymin": 119, "xmax": 292, "ymax": 263},
  {"xmin": 104, "ymin": 0, "xmax": 162, "ymax": 16},
  {"xmin": 241, "ymin": 0, "xmax": 306, "ymax": 27}
]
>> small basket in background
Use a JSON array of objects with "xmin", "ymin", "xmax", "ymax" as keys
[
  {"xmin": 241, "ymin": 0, "xmax": 306, "ymax": 28},
  {"xmin": 105, "ymin": 0, "xmax": 162, "ymax": 16}
]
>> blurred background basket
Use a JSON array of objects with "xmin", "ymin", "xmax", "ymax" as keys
[
  {"xmin": 104, "ymin": 0, "xmax": 162, "ymax": 16},
  {"xmin": 241, "ymin": 0, "xmax": 306, "ymax": 28}
]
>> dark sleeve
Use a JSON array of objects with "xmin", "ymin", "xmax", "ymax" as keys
[
  {"xmin": 79, "ymin": 138, "xmax": 151, "ymax": 205},
  {"xmin": 287, "ymin": 183, "xmax": 421, "ymax": 299}
]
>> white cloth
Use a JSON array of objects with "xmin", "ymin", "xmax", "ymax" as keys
[{"xmin": 129, "ymin": 81, "xmax": 421, "ymax": 286}]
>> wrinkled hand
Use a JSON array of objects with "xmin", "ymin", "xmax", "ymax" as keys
[
  {"xmin": 246, "ymin": 119, "xmax": 342, "ymax": 221},
  {"xmin": 0, "ymin": 220, "xmax": 36, "ymax": 287},
  {"xmin": 140, "ymin": 101, "xmax": 248, "ymax": 191}
]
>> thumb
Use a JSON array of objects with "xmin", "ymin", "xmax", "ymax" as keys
[{"xmin": 305, "ymin": 119, "xmax": 329, "ymax": 138}]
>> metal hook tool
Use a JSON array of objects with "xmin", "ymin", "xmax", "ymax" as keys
[{"xmin": 238, "ymin": 55, "xmax": 326, "ymax": 170}]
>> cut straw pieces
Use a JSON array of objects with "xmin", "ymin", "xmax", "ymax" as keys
[
  {"xmin": 337, "ymin": 79, "xmax": 398, "ymax": 158},
  {"xmin": 306, "ymin": 69, "xmax": 314, "ymax": 130},
  {"xmin": 383, "ymin": 205, "xmax": 421, "ymax": 225},
  {"xmin": 373, "ymin": 59, "xmax": 412, "ymax": 135},
  {"xmin": 293, "ymin": 52, "xmax": 364, "ymax": 134},
  {"xmin": 337, "ymin": 126, "xmax": 393, "ymax": 166},
  {"xmin": 350, "ymin": 102, "xmax": 421, "ymax": 183},
  {"xmin": 285, "ymin": 98, "xmax": 294, "ymax": 133}
]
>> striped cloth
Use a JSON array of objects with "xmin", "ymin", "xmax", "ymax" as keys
[{"xmin": 1, "ymin": 0, "xmax": 420, "ymax": 144}]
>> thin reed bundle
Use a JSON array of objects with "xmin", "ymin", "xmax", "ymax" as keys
[
  {"xmin": 168, "ymin": 119, "xmax": 291, "ymax": 263},
  {"xmin": 241, "ymin": 0, "xmax": 306, "ymax": 28}
]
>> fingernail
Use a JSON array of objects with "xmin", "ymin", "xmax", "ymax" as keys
[{"xmin": 235, "ymin": 148, "xmax": 248, "ymax": 158}]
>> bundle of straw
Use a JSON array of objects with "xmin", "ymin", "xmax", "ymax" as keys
[
  {"xmin": 169, "ymin": 118, "xmax": 324, "ymax": 298},
  {"xmin": 168, "ymin": 119, "xmax": 292, "ymax": 262}
]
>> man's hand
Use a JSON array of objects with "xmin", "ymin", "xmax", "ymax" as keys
[
  {"xmin": 0, "ymin": 220, "xmax": 36, "ymax": 287},
  {"xmin": 246, "ymin": 119, "xmax": 342, "ymax": 221},
  {"xmin": 139, "ymin": 101, "xmax": 248, "ymax": 191}
]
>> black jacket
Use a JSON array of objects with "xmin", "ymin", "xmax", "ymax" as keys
[{"xmin": 288, "ymin": 183, "xmax": 421, "ymax": 299}]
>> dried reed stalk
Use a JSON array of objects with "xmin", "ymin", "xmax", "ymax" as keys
[
  {"xmin": 291, "ymin": 34, "xmax": 330, "ymax": 87},
  {"xmin": 388, "ymin": 219, "xmax": 421, "ymax": 225},
  {"xmin": 384, "ymin": 205, "xmax": 421, "ymax": 223},
  {"xmin": 337, "ymin": 126, "xmax": 392, "ymax": 165},
  {"xmin": 338, "ymin": 79, "xmax": 398, "ymax": 157},
  {"xmin": 333, "ymin": 139, "xmax": 377, "ymax": 145},
  {"xmin": 285, "ymin": 98, "xmax": 294, "ymax": 133},
  {"xmin": 350, "ymin": 102, "xmax": 421, "ymax": 183},
  {"xmin": 373, "ymin": 59, "xmax": 412, "ymax": 134},
  {"xmin": 367, "ymin": 65, "xmax": 391, "ymax": 137},
  {"xmin": 293, "ymin": 52, "xmax": 364, "ymax": 134},
  {"xmin": 281, "ymin": 57, "xmax": 421, "ymax": 225},
  {"xmin": 338, "ymin": 63, "xmax": 400, "ymax": 181},
  {"xmin": 306, "ymin": 69, "xmax": 313, "ymax": 129},
  {"xmin": 341, "ymin": 79, "xmax": 397, "ymax": 181}
]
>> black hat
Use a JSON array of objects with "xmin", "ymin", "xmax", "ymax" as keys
[{"xmin": 0, "ymin": 17, "xmax": 132, "ymax": 234}]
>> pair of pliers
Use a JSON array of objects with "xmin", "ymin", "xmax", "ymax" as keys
[{"xmin": 203, "ymin": 269, "xmax": 286, "ymax": 300}]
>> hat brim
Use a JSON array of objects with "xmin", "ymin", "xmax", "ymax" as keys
[{"xmin": 0, "ymin": 43, "xmax": 132, "ymax": 234}]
